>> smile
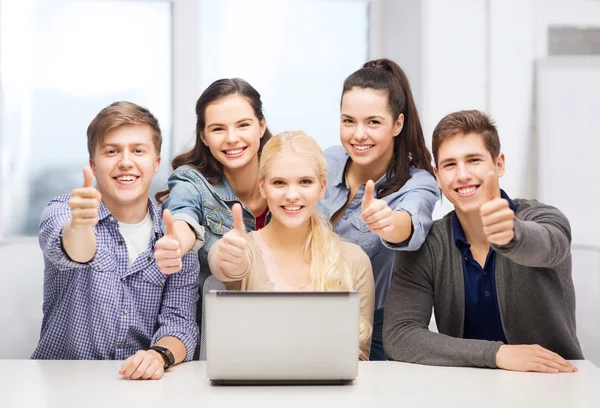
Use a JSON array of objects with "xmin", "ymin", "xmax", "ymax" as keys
[
  {"xmin": 352, "ymin": 144, "xmax": 374, "ymax": 154},
  {"xmin": 114, "ymin": 175, "xmax": 139, "ymax": 184},
  {"xmin": 455, "ymin": 185, "xmax": 478, "ymax": 196},
  {"xmin": 281, "ymin": 205, "xmax": 303, "ymax": 213},
  {"xmin": 223, "ymin": 147, "xmax": 247, "ymax": 157}
]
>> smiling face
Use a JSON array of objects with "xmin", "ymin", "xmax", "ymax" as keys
[
  {"xmin": 434, "ymin": 132, "xmax": 505, "ymax": 216},
  {"xmin": 259, "ymin": 151, "xmax": 326, "ymax": 230},
  {"xmin": 90, "ymin": 124, "xmax": 160, "ymax": 211},
  {"xmin": 201, "ymin": 94, "xmax": 266, "ymax": 173},
  {"xmin": 340, "ymin": 87, "xmax": 403, "ymax": 171}
]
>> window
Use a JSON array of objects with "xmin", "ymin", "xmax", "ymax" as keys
[
  {"xmin": 0, "ymin": 0, "xmax": 370, "ymax": 237},
  {"xmin": 0, "ymin": 0, "xmax": 172, "ymax": 236}
]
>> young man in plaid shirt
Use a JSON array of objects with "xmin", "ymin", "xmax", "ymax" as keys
[{"xmin": 32, "ymin": 101, "xmax": 199, "ymax": 380}]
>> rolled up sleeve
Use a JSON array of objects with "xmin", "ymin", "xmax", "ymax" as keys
[
  {"xmin": 383, "ymin": 172, "xmax": 440, "ymax": 251},
  {"xmin": 39, "ymin": 195, "xmax": 95, "ymax": 271},
  {"xmin": 164, "ymin": 168, "xmax": 206, "ymax": 253},
  {"xmin": 152, "ymin": 252, "xmax": 200, "ymax": 361}
]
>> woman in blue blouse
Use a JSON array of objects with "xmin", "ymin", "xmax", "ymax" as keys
[{"xmin": 318, "ymin": 58, "xmax": 440, "ymax": 360}]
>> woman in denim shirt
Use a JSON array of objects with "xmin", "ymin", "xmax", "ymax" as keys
[
  {"xmin": 317, "ymin": 59, "xmax": 440, "ymax": 360},
  {"xmin": 155, "ymin": 79, "xmax": 273, "ymax": 332}
]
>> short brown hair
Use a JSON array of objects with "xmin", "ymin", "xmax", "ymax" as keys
[
  {"xmin": 86, "ymin": 101, "xmax": 162, "ymax": 158},
  {"xmin": 432, "ymin": 110, "xmax": 500, "ymax": 166}
]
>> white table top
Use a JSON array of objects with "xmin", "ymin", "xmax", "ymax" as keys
[{"xmin": 2, "ymin": 360, "xmax": 599, "ymax": 408}]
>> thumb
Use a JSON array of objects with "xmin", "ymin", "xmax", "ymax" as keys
[
  {"xmin": 163, "ymin": 209, "xmax": 175, "ymax": 237},
  {"xmin": 232, "ymin": 203, "xmax": 245, "ymax": 235},
  {"xmin": 83, "ymin": 166, "xmax": 94, "ymax": 188},
  {"xmin": 362, "ymin": 180, "xmax": 375, "ymax": 209},
  {"xmin": 483, "ymin": 171, "xmax": 501, "ymax": 202}
]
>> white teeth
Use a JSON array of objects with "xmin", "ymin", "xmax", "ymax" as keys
[
  {"xmin": 458, "ymin": 186, "xmax": 476, "ymax": 194},
  {"xmin": 283, "ymin": 206, "xmax": 301, "ymax": 211},
  {"xmin": 117, "ymin": 176, "xmax": 136, "ymax": 181},
  {"xmin": 354, "ymin": 145, "xmax": 373, "ymax": 151},
  {"xmin": 225, "ymin": 148, "xmax": 244, "ymax": 155}
]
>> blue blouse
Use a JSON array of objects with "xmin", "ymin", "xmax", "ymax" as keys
[{"xmin": 318, "ymin": 146, "xmax": 440, "ymax": 309}]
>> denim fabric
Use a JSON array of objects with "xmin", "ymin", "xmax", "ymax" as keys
[
  {"xmin": 318, "ymin": 145, "xmax": 440, "ymax": 310},
  {"xmin": 164, "ymin": 165, "xmax": 269, "ymax": 346},
  {"xmin": 164, "ymin": 165, "xmax": 269, "ymax": 268}
]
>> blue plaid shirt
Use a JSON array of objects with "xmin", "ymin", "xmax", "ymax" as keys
[{"xmin": 32, "ymin": 194, "xmax": 200, "ymax": 361}]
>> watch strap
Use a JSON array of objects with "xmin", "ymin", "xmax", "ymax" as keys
[{"xmin": 146, "ymin": 345, "xmax": 175, "ymax": 369}]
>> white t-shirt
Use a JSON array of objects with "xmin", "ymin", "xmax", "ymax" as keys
[{"xmin": 118, "ymin": 211, "xmax": 154, "ymax": 268}]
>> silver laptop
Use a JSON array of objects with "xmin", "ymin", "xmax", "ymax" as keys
[{"xmin": 205, "ymin": 290, "xmax": 360, "ymax": 385}]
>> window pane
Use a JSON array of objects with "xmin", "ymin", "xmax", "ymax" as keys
[
  {"xmin": 0, "ymin": 0, "xmax": 172, "ymax": 236},
  {"xmin": 199, "ymin": 0, "xmax": 369, "ymax": 148}
]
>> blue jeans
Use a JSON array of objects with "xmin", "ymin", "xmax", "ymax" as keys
[{"xmin": 369, "ymin": 308, "xmax": 387, "ymax": 361}]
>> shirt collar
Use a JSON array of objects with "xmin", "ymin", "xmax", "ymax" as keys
[
  {"xmin": 333, "ymin": 152, "xmax": 351, "ymax": 187},
  {"xmin": 179, "ymin": 165, "xmax": 239, "ymax": 202},
  {"xmin": 453, "ymin": 189, "xmax": 516, "ymax": 249},
  {"xmin": 334, "ymin": 150, "xmax": 389, "ymax": 189},
  {"xmin": 210, "ymin": 177, "xmax": 240, "ymax": 202}
]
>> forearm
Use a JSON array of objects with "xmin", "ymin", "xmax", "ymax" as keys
[
  {"xmin": 154, "ymin": 253, "xmax": 200, "ymax": 363},
  {"xmin": 155, "ymin": 336, "xmax": 187, "ymax": 365},
  {"xmin": 379, "ymin": 210, "xmax": 412, "ymax": 244},
  {"xmin": 384, "ymin": 248, "xmax": 502, "ymax": 368},
  {"xmin": 493, "ymin": 216, "xmax": 571, "ymax": 268},
  {"xmin": 173, "ymin": 220, "xmax": 197, "ymax": 254},
  {"xmin": 383, "ymin": 321, "xmax": 503, "ymax": 368},
  {"xmin": 61, "ymin": 219, "xmax": 96, "ymax": 263}
]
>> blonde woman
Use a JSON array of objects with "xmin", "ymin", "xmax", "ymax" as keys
[{"xmin": 208, "ymin": 131, "xmax": 375, "ymax": 360}]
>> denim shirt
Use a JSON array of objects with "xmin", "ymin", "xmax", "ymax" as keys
[
  {"xmin": 164, "ymin": 165, "xmax": 269, "ymax": 281},
  {"xmin": 318, "ymin": 145, "xmax": 440, "ymax": 309}
]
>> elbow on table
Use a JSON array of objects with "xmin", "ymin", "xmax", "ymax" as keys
[{"xmin": 382, "ymin": 322, "xmax": 419, "ymax": 363}]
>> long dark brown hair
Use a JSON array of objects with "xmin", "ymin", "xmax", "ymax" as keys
[
  {"xmin": 156, "ymin": 78, "xmax": 272, "ymax": 203},
  {"xmin": 342, "ymin": 58, "xmax": 434, "ymax": 198}
]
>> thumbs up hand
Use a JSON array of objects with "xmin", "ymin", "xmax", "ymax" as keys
[
  {"xmin": 155, "ymin": 209, "xmax": 183, "ymax": 275},
  {"xmin": 479, "ymin": 171, "xmax": 514, "ymax": 246},
  {"xmin": 68, "ymin": 166, "xmax": 102, "ymax": 228},
  {"xmin": 360, "ymin": 180, "xmax": 394, "ymax": 237},
  {"xmin": 216, "ymin": 203, "xmax": 249, "ymax": 276}
]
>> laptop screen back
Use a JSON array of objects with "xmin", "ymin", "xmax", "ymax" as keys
[{"xmin": 205, "ymin": 291, "xmax": 360, "ymax": 382}]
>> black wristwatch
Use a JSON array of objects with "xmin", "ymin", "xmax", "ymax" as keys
[{"xmin": 146, "ymin": 345, "xmax": 175, "ymax": 369}]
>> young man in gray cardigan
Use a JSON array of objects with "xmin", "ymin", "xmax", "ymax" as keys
[{"xmin": 383, "ymin": 110, "xmax": 582, "ymax": 373}]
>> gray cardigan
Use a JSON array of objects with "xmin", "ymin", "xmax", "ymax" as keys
[{"xmin": 383, "ymin": 198, "xmax": 583, "ymax": 368}]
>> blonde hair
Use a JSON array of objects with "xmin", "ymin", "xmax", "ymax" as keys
[{"xmin": 258, "ymin": 131, "xmax": 372, "ymax": 345}]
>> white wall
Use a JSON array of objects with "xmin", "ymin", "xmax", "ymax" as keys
[
  {"xmin": 488, "ymin": 0, "xmax": 536, "ymax": 199},
  {"xmin": 172, "ymin": 0, "xmax": 203, "ymax": 156},
  {"xmin": 377, "ymin": 0, "xmax": 600, "ymax": 219},
  {"xmin": 572, "ymin": 245, "xmax": 600, "ymax": 367},
  {"xmin": 495, "ymin": 0, "xmax": 600, "ymax": 199},
  {"xmin": 370, "ymin": 0, "xmax": 424, "ymax": 108},
  {"xmin": 536, "ymin": 57, "xmax": 600, "ymax": 248}
]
